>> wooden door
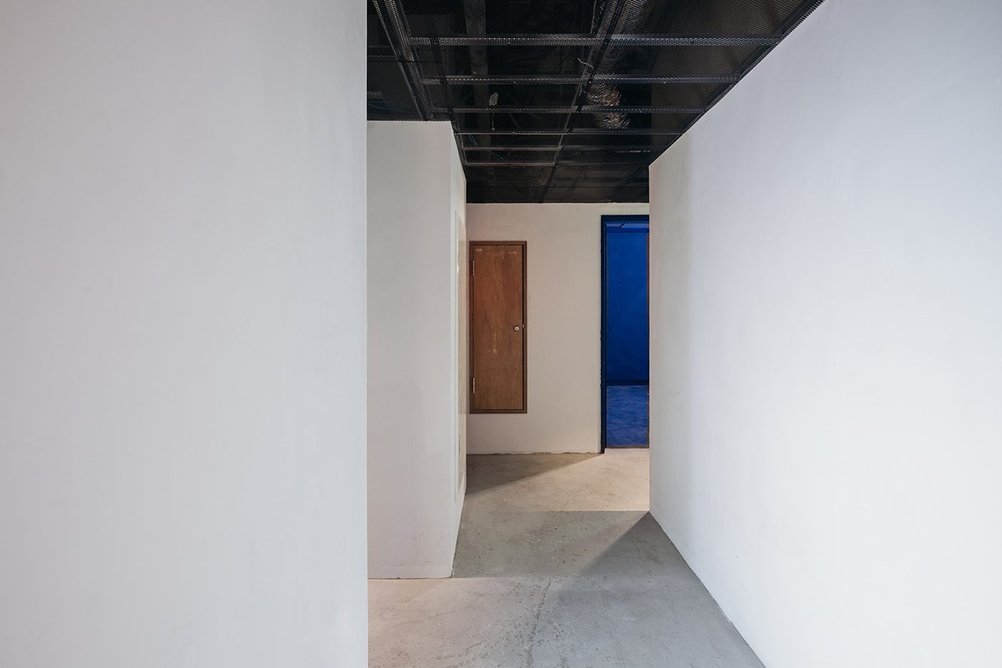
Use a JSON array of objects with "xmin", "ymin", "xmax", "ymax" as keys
[{"xmin": 470, "ymin": 242, "xmax": 526, "ymax": 413}]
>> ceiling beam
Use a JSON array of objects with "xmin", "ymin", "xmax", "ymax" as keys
[
  {"xmin": 464, "ymin": 161, "xmax": 650, "ymax": 167},
  {"xmin": 457, "ymin": 129, "xmax": 684, "ymax": 136},
  {"xmin": 423, "ymin": 74, "xmax": 740, "ymax": 85},
  {"xmin": 443, "ymin": 105, "xmax": 704, "ymax": 114},
  {"xmin": 461, "ymin": 145, "xmax": 658, "ymax": 152},
  {"xmin": 407, "ymin": 34, "xmax": 782, "ymax": 47},
  {"xmin": 470, "ymin": 184, "xmax": 642, "ymax": 189}
]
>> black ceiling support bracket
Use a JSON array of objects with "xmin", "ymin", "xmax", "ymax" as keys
[{"xmin": 370, "ymin": 0, "xmax": 435, "ymax": 121}]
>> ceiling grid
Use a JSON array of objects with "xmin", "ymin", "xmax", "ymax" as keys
[{"xmin": 368, "ymin": 0, "xmax": 825, "ymax": 202}]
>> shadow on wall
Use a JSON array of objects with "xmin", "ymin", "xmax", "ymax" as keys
[{"xmin": 649, "ymin": 134, "xmax": 694, "ymax": 533}]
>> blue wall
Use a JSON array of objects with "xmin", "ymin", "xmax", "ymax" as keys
[{"xmin": 603, "ymin": 222, "xmax": 649, "ymax": 384}]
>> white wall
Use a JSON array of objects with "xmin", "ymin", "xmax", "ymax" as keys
[
  {"xmin": 368, "ymin": 121, "xmax": 467, "ymax": 578},
  {"xmin": 453, "ymin": 149, "xmax": 470, "ymax": 496},
  {"xmin": 649, "ymin": 1, "xmax": 1002, "ymax": 666},
  {"xmin": 0, "ymin": 2, "xmax": 367, "ymax": 666},
  {"xmin": 468, "ymin": 203, "xmax": 648, "ymax": 454}
]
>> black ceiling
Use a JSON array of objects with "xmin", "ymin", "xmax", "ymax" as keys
[{"xmin": 368, "ymin": 0, "xmax": 823, "ymax": 203}]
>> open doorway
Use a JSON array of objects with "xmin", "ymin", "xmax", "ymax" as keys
[{"xmin": 601, "ymin": 215, "xmax": 650, "ymax": 450}]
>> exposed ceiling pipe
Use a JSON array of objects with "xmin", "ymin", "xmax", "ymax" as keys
[
  {"xmin": 586, "ymin": 0, "xmax": 655, "ymax": 129},
  {"xmin": 537, "ymin": 0, "xmax": 630, "ymax": 200}
]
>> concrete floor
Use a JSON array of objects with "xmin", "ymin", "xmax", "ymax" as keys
[{"xmin": 369, "ymin": 450, "xmax": 762, "ymax": 668}]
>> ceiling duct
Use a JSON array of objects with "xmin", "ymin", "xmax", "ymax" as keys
[{"xmin": 586, "ymin": 0, "xmax": 653, "ymax": 129}]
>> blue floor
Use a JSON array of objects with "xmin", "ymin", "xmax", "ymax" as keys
[{"xmin": 605, "ymin": 384, "xmax": 649, "ymax": 447}]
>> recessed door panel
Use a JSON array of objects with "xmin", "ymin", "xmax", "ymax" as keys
[{"xmin": 470, "ymin": 242, "xmax": 526, "ymax": 413}]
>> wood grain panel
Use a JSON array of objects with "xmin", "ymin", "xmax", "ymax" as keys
[{"xmin": 470, "ymin": 242, "xmax": 526, "ymax": 413}]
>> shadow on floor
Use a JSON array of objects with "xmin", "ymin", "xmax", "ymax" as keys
[
  {"xmin": 453, "ymin": 510, "xmax": 648, "ymax": 578},
  {"xmin": 466, "ymin": 453, "xmax": 598, "ymax": 494},
  {"xmin": 453, "ymin": 510, "xmax": 699, "ymax": 580},
  {"xmin": 372, "ymin": 508, "xmax": 762, "ymax": 668},
  {"xmin": 370, "ymin": 451, "xmax": 763, "ymax": 668}
]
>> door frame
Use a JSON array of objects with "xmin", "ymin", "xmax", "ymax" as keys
[
  {"xmin": 600, "ymin": 215, "xmax": 650, "ymax": 451},
  {"xmin": 468, "ymin": 240, "xmax": 528, "ymax": 414}
]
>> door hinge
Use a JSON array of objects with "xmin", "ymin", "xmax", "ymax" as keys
[
  {"xmin": 472, "ymin": 376, "xmax": 476, "ymax": 394},
  {"xmin": 471, "ymin": 258, "xmax": 475, "ymax": 277}
]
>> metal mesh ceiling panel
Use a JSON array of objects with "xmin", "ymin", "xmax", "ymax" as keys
[{"xmin": 368, "ymin": 0, "xmax": 824, "ymax": 202}]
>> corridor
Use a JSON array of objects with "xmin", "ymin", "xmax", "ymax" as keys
[{"xmin": 369, "ymin": 451, "xmax": 762, "ymax": 667}]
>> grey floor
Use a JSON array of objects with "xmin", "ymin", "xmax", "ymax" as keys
[{"xmin": 369, "ymin": 451, "xmax": 763, "ymax": 668}]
